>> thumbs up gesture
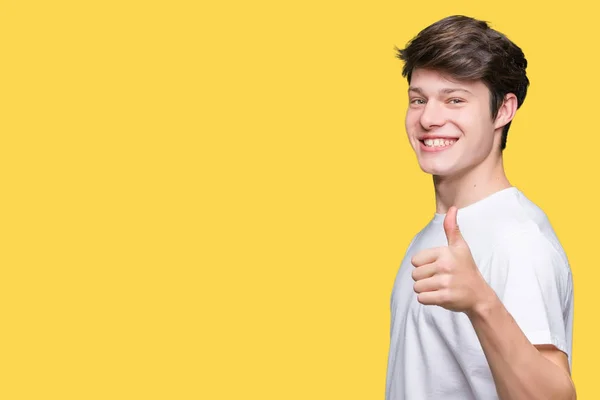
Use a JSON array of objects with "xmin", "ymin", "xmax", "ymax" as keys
[{"xmin": 411, "ymin": 206, "xmax": 493, "ymax": 314}]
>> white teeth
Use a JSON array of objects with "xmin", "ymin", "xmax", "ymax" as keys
[{"xmin": 423, "ymin": 138, "xmax": 456, "ymax": 148}]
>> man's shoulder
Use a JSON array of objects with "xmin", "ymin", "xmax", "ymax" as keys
[
  {"xmin": 466, "ymin": 190, "xmax": 569, "ymax": 268},
  {"xmin": 492, "ymin": 224, "xmax": 560, "ymax": 253},
  {"xmin": 489, "ymin": 189, "xmax": 549, "ymax": 230},
  {"xmin": 495, "ymin": 193, "xmax": 567, "ymax": 261},
  {"xmin": 485, "ymin": 222, "xmax": 572, "ymax": 282}
]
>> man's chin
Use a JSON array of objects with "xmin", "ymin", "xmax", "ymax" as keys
[
  {"xmin": 419, "ymin": 163, "xmax": 450, "ymax": 176},
  {"xmin": 420, "ymin": 164, "xmax": 471, "ymax": 182}
]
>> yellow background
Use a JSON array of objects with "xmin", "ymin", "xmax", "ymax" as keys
[{"xmin": 1, "ymin": 0, "xmax": 595, "ymax": 398}]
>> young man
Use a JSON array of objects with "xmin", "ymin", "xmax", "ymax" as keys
[{"xmin": 386, "ymin": 16, "xmax": 576, "ymax": 400}]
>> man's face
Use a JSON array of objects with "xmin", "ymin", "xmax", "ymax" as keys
[{"xmin": 405, "ymin": 68, "xmax": 500, "ymax": 178}]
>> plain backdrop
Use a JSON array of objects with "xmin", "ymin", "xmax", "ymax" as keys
[{"xmin": 1, "ymin": 1, "xmax": 595, "ymax": 398}]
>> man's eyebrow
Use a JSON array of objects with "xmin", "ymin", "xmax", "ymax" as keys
[
  {"xmin": 408, "ymin": 87, "xmax": 473, "ymax": 95},
  {"xmin": 440, "ymin": 88, "xmax": 472, "ymax": 95},
  {"xmin": 408, "ymin": 87, "xmax": 424, "ymax": 95}
]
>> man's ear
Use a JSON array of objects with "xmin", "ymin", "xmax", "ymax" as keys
[{"xmin": 494, "ymin": 93, "xmax": 518, "ymax": 130}]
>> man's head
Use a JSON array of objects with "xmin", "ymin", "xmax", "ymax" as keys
[{"xmin": 396, "ymin": 15, "xmax": 529, "ymax": 177}]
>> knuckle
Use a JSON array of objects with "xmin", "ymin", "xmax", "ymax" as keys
[
  {"xmin": 442, "ymin": 275, "xmax": 452, "ymax": 288},
  {"xmin": 439, "ymin": 291, "xmax": 450, "ymax": 304},
  {"xmin": 437, "ymin": 260, "xmax": 452, "ymax": 273}
]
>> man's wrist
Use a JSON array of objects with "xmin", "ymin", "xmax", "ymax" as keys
[{"xmin": 466, "ymin": 286, "xmax": 500, "ymax": 321}]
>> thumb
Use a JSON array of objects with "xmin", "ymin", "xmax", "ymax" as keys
[{"xmin": 444, "ymin": 206, "xmax": 464, "ymax": 246}]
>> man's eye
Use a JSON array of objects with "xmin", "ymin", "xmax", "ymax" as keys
[
  {"xmin": 448, "ymin": 98, "xmax": 464, "ymax": 104},
  {"xmin": 410, "ymin": 99, "xmax": 425, "ymax": 105}
]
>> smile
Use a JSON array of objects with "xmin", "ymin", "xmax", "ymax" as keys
[{"xmin": 419, "ymin": 138, "xmax": 458, "ymax": 152}]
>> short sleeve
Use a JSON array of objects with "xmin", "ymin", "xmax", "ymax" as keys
[{"xmin": 486, "ymin": 231, "xmax": 573, "ymax": 358}]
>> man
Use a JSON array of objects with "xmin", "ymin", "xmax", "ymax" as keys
[{"xmin": 386, "ymin": 15, "xmax": 576, "ymax": 399}]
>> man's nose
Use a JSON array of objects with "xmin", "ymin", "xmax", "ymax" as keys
[{"xmin": 419, "ymin": 101, "xmax": 445, "ymax": 130}]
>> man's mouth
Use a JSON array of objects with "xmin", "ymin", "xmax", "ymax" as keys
[{"xmin": 420, "ymin": 138, "xmax": 457, "ymax": 148}]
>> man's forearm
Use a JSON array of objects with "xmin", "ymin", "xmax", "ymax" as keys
[{"xmin": 466, "ymin": 292, "xmax": 576, "ymax": 400}]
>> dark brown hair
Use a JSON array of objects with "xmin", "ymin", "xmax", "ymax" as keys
[{"xmin": 396, "ymin": 15, "xmax": 529, "ymax": 150}]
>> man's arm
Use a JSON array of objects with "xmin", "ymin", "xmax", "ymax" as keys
[
  {"xmin": 411, "ymin": 206, "xmax": 576, "ymax": 400},
  {"xmin": 467, "ymin": 291, "xmax": 576, "ymax": 400}
]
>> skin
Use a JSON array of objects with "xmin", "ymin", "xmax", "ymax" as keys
[{"xmin": 405, "ymin": 68, "xmax": 576, "ymax": 399}]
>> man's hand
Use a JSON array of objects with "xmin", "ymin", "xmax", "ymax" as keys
[{"xmin": 411, "ymin": 206, "xmax": 493, "ymax": 313}]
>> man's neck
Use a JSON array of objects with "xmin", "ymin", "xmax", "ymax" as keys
[{"xmin": 433, "ymin": 156, "xmax": 511, "ymax": 214}]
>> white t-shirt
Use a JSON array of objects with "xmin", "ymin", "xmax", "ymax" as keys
[{"xmin": 385, "ymin": 187, "xmax": 574, "ymax": 400}]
